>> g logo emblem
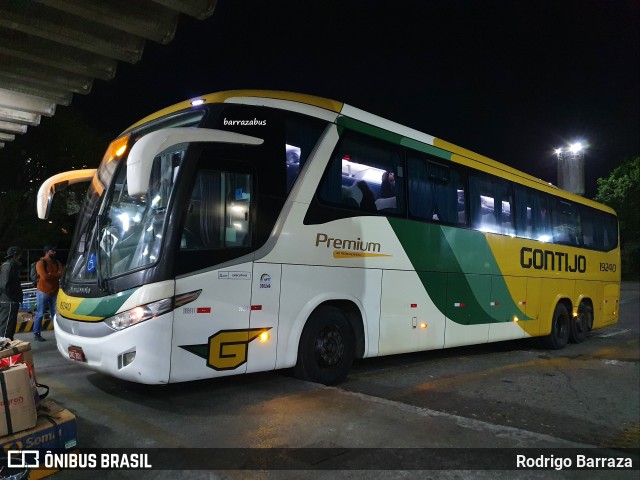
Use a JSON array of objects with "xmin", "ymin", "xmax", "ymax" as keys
[{"xmin": 207, "ymin": 328, "xmax": 271, "ymax": 370}]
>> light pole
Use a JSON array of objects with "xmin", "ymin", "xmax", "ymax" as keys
[{"xmin": 555, "ymin": 142, "xmax": 585, "ymax": 196}]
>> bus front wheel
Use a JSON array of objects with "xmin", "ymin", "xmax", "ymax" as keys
[
  {"xmin": 294, "ymin": 306, "xmax": 354, "ymax": 386},
  {"xmin": 543, "ymin": 303, "xmax": 570, "ymax": 350}
]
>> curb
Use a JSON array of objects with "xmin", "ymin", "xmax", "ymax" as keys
[{"xmin": 16, "ymin": 317, "xmax": 54, "ymax": 333}]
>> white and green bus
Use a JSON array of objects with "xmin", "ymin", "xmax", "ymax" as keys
[{"xmin": 38, "ymin": 90, "xmax": 620, "ymax": 385}]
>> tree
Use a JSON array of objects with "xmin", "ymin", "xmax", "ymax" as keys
[{"xmin": 595, "ymin": 156, "xmax": 640, "ymax": 278}]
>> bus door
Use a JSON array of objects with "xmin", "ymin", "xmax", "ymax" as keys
[{"xmin": 169, "ymin": 152, "xmax": 258, "ymax": 381}]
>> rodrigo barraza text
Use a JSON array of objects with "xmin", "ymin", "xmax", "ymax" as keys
[{"xmin": 516, "ymin": 454, "xmax": 633, "ymax": 470}]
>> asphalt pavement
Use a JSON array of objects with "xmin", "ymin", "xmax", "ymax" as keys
[{"xmin": 13, "ymin": 282, "xmax": 639, "ymax": 479}]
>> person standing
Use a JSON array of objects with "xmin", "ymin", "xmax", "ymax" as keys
[
  {"xmin": 34, "ymin": 245, "xmax": 64, "ymax": 342},
  {"xmin": 0, "ymin": 246, "xmax": 24, "ymax": 340}
]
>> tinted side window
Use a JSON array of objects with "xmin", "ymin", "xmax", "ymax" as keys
[
  {"xmin": 581, "ymin": 206, "xmax": 598, "ymax": 249},
  {"xmin": 581, "ymin": 206, "xmax": 618, "ymax": 251},
  {"xmin": 600, "ymin": 212, "xmax": 619, "ymax": 250},
  {"xmin": 513, "ymin": 185, "xmax": 552, "ymax": 241},
  {"xmin": 469, "ymin": 172, "xmax": 513, "ymax": 235},
  {"xmin": 407, "ymin": 152, "xmax": 466, "ymax": 225},
  {"xmin": 552, "ymin": 199, "xmax": 581, "ymax": 245},
  {"xmin": 318, "ymin": 132, "xmax": 404, "ymax": 215},
  {"xmin": 285, "ymin": 116, "xmax": 327, "ymax": 192}
]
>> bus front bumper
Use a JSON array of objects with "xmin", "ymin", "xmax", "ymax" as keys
[{"xmin": 54, "ymin": 312, "xmax": 173, "ymax": 384}]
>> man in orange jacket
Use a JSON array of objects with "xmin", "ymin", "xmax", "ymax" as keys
[{"xmin": 34, "ymin": 245, "xmax": 64, "ymax": 341}]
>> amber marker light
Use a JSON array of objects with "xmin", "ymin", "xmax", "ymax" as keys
[
  {"xmin": 259, "ymin": 332, "xmax": 270, "ymax": 342},
  {"xmin": 115, "ymin": 144, "xmax": 127, "ymax": 157},
  {"xmin": 112, "ymin": 135, "xmax": 129, "ymax": 157},
  {"xmin": 513, "ymin": 316, "xmax": 519, "ymax": 322},
  {"xmin": 103, "ymin": 135, "xmax": 130, "ymax": 163},
  {"xmin": 419, "ymin": 322, "xmax": 427, "ymax": 329}
]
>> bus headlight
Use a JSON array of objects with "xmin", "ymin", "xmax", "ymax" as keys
[{"xmin": 105, "ymin": 298, "xmax": 173, "ymax": 331}]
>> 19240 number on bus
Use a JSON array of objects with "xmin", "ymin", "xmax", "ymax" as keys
[{"xmin": 599, "ymin": 262, "xmax": 617, "ymax": 272}]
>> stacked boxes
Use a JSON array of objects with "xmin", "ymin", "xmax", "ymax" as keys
[
  {"xmin": 1, "ymin": 399, "xmax": 77, "ymax": 450},
  {"xmin": 1, "ymin": 340, "xmax": 78, "ymax": 479},
  {"xmin": 0, "ymin": 340, "xmax": 36, "ymax": 378},
  {"xmin": 1, "ymin": 340, "xmax": 38, "ymax": 436},
  {"xmin": 0, "ymin": 364, "xmax": 37, "ymax": 436}
]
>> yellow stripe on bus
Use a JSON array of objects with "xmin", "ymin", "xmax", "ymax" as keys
[
  {"xmin": 124, "ymin": 90, "xmax": 344, "ymax": 133},
  {"xmin": 56, "ymin": 290, "xmax": 106, "ymax": 322}
]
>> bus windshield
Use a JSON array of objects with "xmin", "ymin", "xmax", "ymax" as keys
[
  {"xmin": 66, "ymin": 143, "xmax": 122, "ymax": 283},
  {"xmin": 98, "ymin": 145, "xmax": 185, "ymax": 278},
  {"xmin": 66, "ymin": 111, "xmax": 205, "ymax": 284}
]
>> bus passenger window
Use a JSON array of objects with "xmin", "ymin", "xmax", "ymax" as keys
[
  {"xmin": 600, "ymin": 213, "xmax": 618, "ymax": 250},
  {"xmin": 514, "ymin": 186, "xmax": 553, "ymax": 242},
  {"xmin": 408, "ymin": 154, "xmax": 466, "ymax": 225},
  {"xmin": 552, "ymin": 200, "xmax": 581, "ymax": 245},
  {"xmin": 285, "ymin": 145, "xmax": 301, "ymax": 192},
  {"xmin": 318, "ymin": 132, "xmax": 404, "ymax": 215},
  {"xmin": 579, "ymin": 207, "xmax": 618, "ymax": 251},
  {"xmin": 469, "ymin": 173, "xmax": 513, "ymax": 235},
  {"xmin": 580, "ymin": 206, "xmax": 596, "ymax": 248},
  {"xmin": 285, "ymin": 116, "xmax": 328, "ymax": 192}
]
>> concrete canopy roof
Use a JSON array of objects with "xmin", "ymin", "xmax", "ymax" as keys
[{"xmin": 0, "ymin": 0, "xmax": 216, "ymax": 148}]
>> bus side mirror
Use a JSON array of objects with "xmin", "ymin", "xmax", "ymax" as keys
[
  {"xmin": 37, "ymin": 169, "xmax": 97, "ymax": 219},
  {"xmin": 126, "ymin": 128, "xmax": 263, "ymax": 197}
]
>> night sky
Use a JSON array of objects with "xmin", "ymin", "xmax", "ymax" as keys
[{"xmin": 74, "ymin": 0, "xmax": 639, "ymax": 197}]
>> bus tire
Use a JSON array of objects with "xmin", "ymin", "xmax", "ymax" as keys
[
  {"xmin": 294, "ymin": 306, "xmax": 354, "ymax": 386},
  {"xmin": 543, "ymin": 303, "xmax": 570, "ymax": 350},
  {"xmin": 570, "ymin": 303, "xmax": 592, "ymax": 343}
]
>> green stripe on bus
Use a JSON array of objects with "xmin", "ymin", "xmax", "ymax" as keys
[
  {"xmin": 336, "ymin": 117, "xmax": 452, "ymax": 161},
  {"xmin": 388, "ymin": 218, "xmax": 529, "ymax": 324},
  {"xmin": 400, "ymin": 138, "xmax": 453, "ymax": 161},
  {"xmin": 337, "ymin": 116, "xmax": 404, "ymax": 144},
  {"xmin": 73, "ymin": 288, "xmax": 136, "ymax": 318}
]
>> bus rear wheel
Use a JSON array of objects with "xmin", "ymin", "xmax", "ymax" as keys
[
  {"xmin": 570, "ymin": 303, "xmax": 592, "ymax": 343},
  {"xmin": 294, "ymin": 306, "xmax": 354, "ymax": 386},
  {"xmin": 543, "ymin": 303, "xmax": 570, "ymax": 350}
]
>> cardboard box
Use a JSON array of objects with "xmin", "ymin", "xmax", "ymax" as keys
[
  {"xmin": 0, "ymin": 364, "xmax": 37, "ymax": 436},
  {"xmin": 1, "ymin": 400, "xmax": 78, "ymax": 480},
  {"xmin": 0, "ymin": 340, "xmax": 36, "ymax": 380},
  {"xmin": 1, "ymin": 400, "xmax": 77, "ymax": 449}
]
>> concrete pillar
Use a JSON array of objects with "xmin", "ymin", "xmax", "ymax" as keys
[{"xmin": 557, "ymin": 152, "xmax": 585, "ymax": 196}]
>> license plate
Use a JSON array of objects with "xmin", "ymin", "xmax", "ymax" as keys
[{"xmin": 68, "ymin": 346, "xmax": 86, "ymax": 362}]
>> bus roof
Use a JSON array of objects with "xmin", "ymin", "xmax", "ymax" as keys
[{"xmin": 121, "ymin": 89, "xmax": 615, "ymax": 215}]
